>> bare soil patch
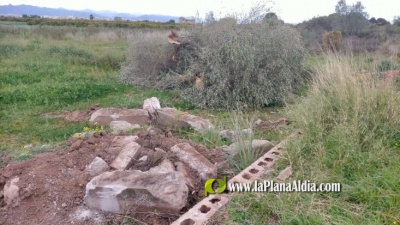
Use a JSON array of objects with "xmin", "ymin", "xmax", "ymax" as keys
[{"xmin": 0, "ymin": 127, "xmax": 227, "ymax": 225}]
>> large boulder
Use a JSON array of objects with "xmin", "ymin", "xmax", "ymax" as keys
[
  {"xmin": 89, "ymin": 108, "xmax": 150, "ymax": 126},
  {"xmin": 156, "ymin": 107, "xmax": 214, "ymax": 132},
  {"xmin": 84, "ymin": 170, "xmax": 188, "ymax": 213},
  {"xmin": 170, "ymin": 143, "xmax": 217, "ymax": 182}
]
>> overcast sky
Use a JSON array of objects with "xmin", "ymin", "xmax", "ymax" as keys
[{"xmin": 1, "ymin": 0, "xmax": 398, "ymax": 24}]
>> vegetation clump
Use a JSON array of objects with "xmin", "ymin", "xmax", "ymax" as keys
[
  {"xmin": 121, "ymin": 9, "xmax": 307, "ymax": 109},
  {"xmin": 322, "ymin": 30, "xmax": 342, "ymax": 51}
]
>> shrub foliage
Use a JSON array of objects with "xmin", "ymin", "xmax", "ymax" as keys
[
  {"xmin": 322, "ymin": 30, "xmax": 342, "ymax": 51},
  {"xmin": 121, "ymin": 17, "xmax": 306, "ymax": 109}
]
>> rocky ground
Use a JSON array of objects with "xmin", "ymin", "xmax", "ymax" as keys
[
  {"xmin": 0, "ymin": 126, "xmax": 227, "ymax": 225},
  {"xmin": 0, "ymin": 97, "xmax": 283, "ymax": 225}
]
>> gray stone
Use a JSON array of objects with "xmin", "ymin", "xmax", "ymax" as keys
[
  {"xmin": 143, "ymin": 97, "xmax": 161, "ymax": 118},
  {"xmin": 89, "ymin": 108, "xmax": 150, "ymax": 126},
  {"xmin": 85, "ymin": 157, "xmax": 110, "ymax": 177},
  {"xmin": 106, "ymin": 136, "xmax": 139, "ymax": 156},
  {"xmin": 110, "ymin": 121, "xmax": 140, "ymax": 134},
  {"xmin": 219, "ymin": 130, "xmax": 235, "ymax": 141},
  {"xmin": 175, "ymin": 162, "xmax": 195, "ymax": 189},
  {"xmin": 84, "ymin": 170, "xmax": 188, "ymax": 213},
  {"xmin": 219, "ymin": 129, "xmax": 252, "ymax": 141},
  {"xmin": 156, "ymin": 107, "xmax": 214, "ymax": 132},
  {"xmin": 4, "ymin": 177, "xmax": 19, "ymax": 205},
  {"xmin": 277, "ymin": 167, "xmax": 292, "ymax": 181},
  {"xmin": 110, "ymin": 142, "xmax": 141, "ymax": 170},
  {"xmin": 227, "ymin": 139, "xmax": 275, "ymax": 154},
  {"xmin": 149, "ymin": 159, "xmax": 175, "ymax": 173},
  {"xmin": 251, "ymin": 139, "xmax": 275, "ymax": 150},
  {"xmin": 170, "ymin": 143, "xmax": 217, "ymax": 182}
]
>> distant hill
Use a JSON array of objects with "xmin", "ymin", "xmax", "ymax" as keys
[{"xmin": 0, "ymin": 4, "xmax": 181, "ymax": 22}]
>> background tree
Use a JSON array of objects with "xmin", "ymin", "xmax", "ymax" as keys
[
  {"xmin": 334, "ymin": 0, "xmax": 370, "ymax": 36},
  {"xmin": 263, "ymin": 12, "xmax": 283, "ymax": 25},
  {"xmin": 335, "ymin": 0, "xmax": 349, "ymax": 15},
  {"xmin": 205, "ymin": 11, "xmax": 216, "ymax": 24},
  {"xmin": 351, "ymin": 1, "xmax": 369, "ymax": 18},
  {"xmin": 393, "ymin": 16, "xmax": 400, "ymax": 26},
  {"xmin": 335, "ymin": 0, "xmax": 368, "ymax": 18},
  {"xmin": 376, "ymin": 18, "xmax": 390, "ymax": 26},
  {"xmin": 89, "ymin": 14, "xmax": 94, "ymax": 20}
]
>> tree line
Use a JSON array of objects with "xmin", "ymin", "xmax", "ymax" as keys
[{"xmin": 0, "ymin": 16, "xmax": 186, "ymax": 29}]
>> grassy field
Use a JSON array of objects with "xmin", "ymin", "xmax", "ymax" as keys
[
  {"xmin": 0, "ymin": 24, "xmax": 196, "ymax": 160},
  {"xmin": 0, "ymin": 23, "xmax": 287, "ymax": 161},
  {"xmin": 218, "ymin": 55, "xmax": 400, "ymax": 225},
  {"xmin": 1, "ymin": 22, "xmax": 400, "ymax": 224}
]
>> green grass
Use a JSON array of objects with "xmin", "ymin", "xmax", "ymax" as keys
[
  {"xmin": 220, "ymin": 54, "xmax": 400, "ymax": 224},
  {"xmin": 0, "ymin": 24, "xmax": 288, "ymax": 162},
  {"xmin": 0, "ymin": 24, "xmax": 193, "ymax": 159},
  {"xmin": 7, "ymin": 22, "xmax": 397, "ymax": 225}
]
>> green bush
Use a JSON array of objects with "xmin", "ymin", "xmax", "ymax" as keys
[
  {"xmin": 185, "ymin": 21, "xmax": 306, "ymax": 109},
  {"xmin": 121, "ymin": 16, "xmax": 306, "ymax": 109}
]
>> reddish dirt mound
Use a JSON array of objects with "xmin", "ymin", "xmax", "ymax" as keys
[{"xmin": 0, "ymin": 128, "xmax": 227, "ymax": 225}]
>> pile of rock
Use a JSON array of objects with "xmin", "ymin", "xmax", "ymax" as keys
[
  {"xmin": 83, "ymin": 134, "xmax": 217, "ymax": 213},
  {"xmin": 89, "ymin": 97, "xmax": 214, "ymax": 134},
  {"xmin": 1, "ymin": 96, "xmax": 280, "ymax": 218}
]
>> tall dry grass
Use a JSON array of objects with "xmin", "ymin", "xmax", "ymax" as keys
[{"xmin": 278, "ymin": 53, "xmax": 400, "ymax": 223}]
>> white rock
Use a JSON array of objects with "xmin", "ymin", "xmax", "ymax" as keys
[
  {"xmin": 85, "ymin": 157, "xmax": 110, "ymax": 177},
  {"xmin": 138, "ymin": 155, "xmax": 148, "ymax": 162},
  {"xmin": 143, "ymin": 97, "xmax": 161, "ymax": 118}
]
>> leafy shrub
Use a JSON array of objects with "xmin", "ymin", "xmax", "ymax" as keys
[
  {"xmin": 322, "ymin": 30, "xmax": 342, "ymax": 51},
  {"xmin": 183, "ymin": 22, "xmax": 306, "ymax": 109},
  {"xmin": 121, "ymin": 14, "xmax": 306, "ymax": 109}
]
